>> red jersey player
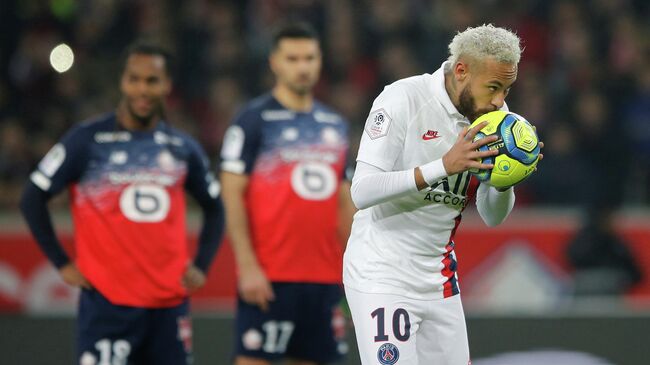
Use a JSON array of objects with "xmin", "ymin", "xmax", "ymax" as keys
[
  {"xmin": 220, "ymin": 22, "xmax": 355, "ymax": 365},
  {"xmin": 20, "ymin": 42, "xmax": 225, "ymax": 365}
]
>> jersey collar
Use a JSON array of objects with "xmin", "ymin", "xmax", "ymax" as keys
[{"xmin": 430, "ymin": 62, "xmax": 465, "ymax": 120}]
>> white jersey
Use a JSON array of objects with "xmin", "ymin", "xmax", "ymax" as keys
[{"xmin": 343, "ymin": 62, "xmax": 508, "ymax": 300}]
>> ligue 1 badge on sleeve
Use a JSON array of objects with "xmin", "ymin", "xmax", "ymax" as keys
[
  {"xmin": 377, "ymin": 342, "xmax": 400, "ymax": 365},
  {"xmin": 365, "ymin": 108, "xmax": 392, "ymax": 140}
]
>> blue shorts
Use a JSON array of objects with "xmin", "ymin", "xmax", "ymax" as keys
[
  {"xmin": 234, "ymin": 282, "xmax": 347, "ymax": 363},
  {"xmin": 77, "ymin": 289, "xmax": 192, "ymax": 365}
]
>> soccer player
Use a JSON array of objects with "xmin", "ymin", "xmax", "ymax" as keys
[
  {"xmin": 220, "ymin": 22, "xmax": 354, "ymax": 365},
  {"xmin": 19, "ymin": 42, "xmax": 225, "ymax": 365},
  {"xmin": 343, "ymin": 24, "xmax": 542, "ymax": 365}
]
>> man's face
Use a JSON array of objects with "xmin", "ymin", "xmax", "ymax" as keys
[
  {"xmin": 270, "ymin": 38, "xmax": 322, "ymax": 95},
  {"xmin": 120, "ymin": 54, "xmax": 171, "ymax": 126},
  {"xmin": 455, "ymin": 57, "xmax": 517, "ymax": 122}
]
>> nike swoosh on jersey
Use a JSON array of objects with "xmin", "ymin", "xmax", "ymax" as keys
[{"xmin": 422, "ymin": 130, "xmax": 441, "ymax": 140}]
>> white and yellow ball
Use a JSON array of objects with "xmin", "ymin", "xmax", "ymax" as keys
[{"xmin": 469, "ymin": 111, "xmax": 540, "ymax": 189}]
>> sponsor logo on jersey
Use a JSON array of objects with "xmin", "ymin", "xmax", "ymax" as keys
[
  {"xmin": 154, "ymin": 131, "xmax": 183, "ymax": 146},
  {"xmin": 109, "ymin": 150, "xmax": 128, "ymax": 165},
  {"xmin": 261, "ymin": 110, "xmax": 295, "ymax": 121},
  {"xmin": 157, "ymin": 150, "xmax": 176, "ymax": 171},
  {"xmin": 314, "ymin": 110, "xmax": 341, "ymax": 124},
  {"xmin": 94, "ymin": 131, "xmax": 131, "ymax": 143},
  {"xmin": 422, "ymin": 130, "xmax": 441, "ymax": 140},
  {"xmin": 280, "ymin": 149, "xmax": 339, "ymax": 164},
  {"xmin": 281, "ymin": 127, "xmax": 299, "ymax": 141},
  {"xmin": 108, "ymin": 171, "xmax": 177, "ymax": 186},
  {"xmin": 377, "ymin": 343, "xmax": 399, "ymax": 365},
  {"xmin": 423, "ymin": 172, "xmax": 471, "ymax": 209},
  {"xmin": 321, "ymin": 127, "xmax": 340, "ymax": 145}
]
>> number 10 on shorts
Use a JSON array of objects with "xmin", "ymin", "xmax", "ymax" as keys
[{"xmin": 371, "ymin": 307, "xmax": 411, "ymax": 342}]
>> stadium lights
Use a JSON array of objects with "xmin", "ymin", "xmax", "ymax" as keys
[{"xmin": 49, "ymin": 43, "xmax": 74, "ymax": 73}]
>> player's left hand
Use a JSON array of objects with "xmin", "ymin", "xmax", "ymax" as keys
[{"xmin": 182, "ymin": 265, "xmax": 206, "ymax": 292}]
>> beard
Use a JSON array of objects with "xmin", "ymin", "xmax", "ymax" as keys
[
  {"xmin": 126, "ymin": 101, "xmax": 163, "ymax": 128},
  {"xmin": 457, "ymin": 86, "xmax": 494, "ymax": 122}
]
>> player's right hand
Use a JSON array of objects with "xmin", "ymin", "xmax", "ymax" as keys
[
  {"xmin": 58, "ymin": 262, "xmax": 93, "ymax": 289},
  {"xmin": 238, "ymin": 264, "xmax": 275, "ymax": 312},
  {"xmin": 442, "ymin": 121, "xmax": 500, "ymax": 176}
]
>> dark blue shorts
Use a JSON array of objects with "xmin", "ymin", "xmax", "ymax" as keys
[
  {"xmin": 234, "ymin": 282, "xmax": 347, "ymax": 363},
  {"xmin": 77, "ymin": 289, "xmax": 192, "ymax": 365}
]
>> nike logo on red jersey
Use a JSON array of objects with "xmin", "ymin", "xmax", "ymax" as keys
[{"xmin": 422, "ymin": 130, "xmax": 441, "ymax": 140}]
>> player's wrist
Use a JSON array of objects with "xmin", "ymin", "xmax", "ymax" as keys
[{"xmin": 420, "ymin": 159, "xmax": 447, "ymax": 186}]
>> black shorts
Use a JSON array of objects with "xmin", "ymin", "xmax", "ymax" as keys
[
  {"xmin": 77, "ymin": 289, "xmax": 192, "ymax": 365},
  {"xmin": 234, "ymin": 282, "xmax": 347, "ymax": 363}
]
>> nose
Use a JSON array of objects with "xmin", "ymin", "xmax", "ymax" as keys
[{"xmin": 491, "ymin": 92, "xmax": 506, "ymax": 109}]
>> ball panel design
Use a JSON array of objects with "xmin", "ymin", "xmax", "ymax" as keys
[{"xmin": 467, "ymin": 111, "xmax": 540, "ymax": 189}]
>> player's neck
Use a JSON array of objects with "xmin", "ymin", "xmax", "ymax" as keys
[
  {"xmin": 116, "ymin": 102, "xmax": 160, "ymax": 131},
  {"xmin": 444, "ymin": 71, "xmax": 461, "ymax": 110},
  {"xmin": 272, "ymin": 85, "xmax": 313, "ymax": 112}
]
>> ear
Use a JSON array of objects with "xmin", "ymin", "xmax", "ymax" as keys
[
  {"xmin": 163, "ymin": 77, "xmax": 173, "ymax": 95},
  {"xmin": 453, "ymin": 61, "xmax": 470, "ymax": 82},
  {"xmin": 269, "ymin": 53, "xmax": 278, "ymax": 74}
]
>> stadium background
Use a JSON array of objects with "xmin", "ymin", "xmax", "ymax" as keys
[{"xmin": 1, "ymin": 0, "xmax": 649, "ymax": 364}]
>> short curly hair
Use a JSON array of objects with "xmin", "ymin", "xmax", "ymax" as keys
[{"xmin": 447, "ymin": 24, "xmax": 522, "ymax": 66}]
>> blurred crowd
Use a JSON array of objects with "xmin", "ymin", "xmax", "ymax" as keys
[{"xmin": 1, "ymin": 0, "xmax": 649, "ymax": 211}]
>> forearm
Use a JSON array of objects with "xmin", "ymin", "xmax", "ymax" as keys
[
  {"xmin": 220, "ymin": 176, "xmax": 259, "ymax": 270},
  {"xmin": 19, "ymin": 183, "xmax": 70, "ymax": 268},
  {"xmin": 193, "ymin": 197, "xmax": 225, "ymax": 273},
  {"xmin": 226, "ymin": 200, "xmax": 259, "ymax": 270},
  {"xmin": 337, "ymin": 181, "xmax": 356, "ymax": 246},
  {"xmin": 350, "ymin": 160, "xmax": 448, "ymax": 209},
  {"xmin": 476, "ymin": 183, "xmax": 515, "ymax": 227}
]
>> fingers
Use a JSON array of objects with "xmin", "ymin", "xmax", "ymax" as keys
[
  {"xmin": 469, "ymin": 161, "xmax": 495, "ymax": 171},
  {"xmin": 253, "ymin": 285, "xmax": 275, "ymax": 312},
  {"xmin": 469, "ymin": 149, "xmax": 499, "ymax": 159},
  {"xmin": 472, "ymin": 135, "xmax": 499, "ymax": 149},
  {"xmin": 80, "ymin": 277, "xmax": 93, "ymax": 290},
  {"xmin": 241, "ymin": 282, "xmax": 275, "ymax": 311},
  {"xmin": 466, "ymin": 121, "xmax": 490, "ymax": 141}
]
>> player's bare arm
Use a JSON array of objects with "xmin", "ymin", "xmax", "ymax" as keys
[
  {"xmin": 59, "ymin": 262, "xmax": 92, "ymax": 289},
  {"xmin": 337, "ymin": 180, "xmax": 356, "ymax": 248},
  {"xmin": 220, "ymin": 171, "xmax": 275, "ymax": 311}
]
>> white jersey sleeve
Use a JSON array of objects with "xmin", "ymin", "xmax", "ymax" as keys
[
  {"xmin": 475, "ymin": 183, "xmax": 515, "ymax": 226},
  {"xmin": 356, "ymin": 85, "xmax": 410, "ymax": 171},
  {"xmin": 350, "ymin": 161, "xmax": 418, "ymax": 209}
]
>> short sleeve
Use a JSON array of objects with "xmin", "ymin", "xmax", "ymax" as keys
[
  {"xmin": 220, "ymin": 110, "xmax": 262, "ymax": 175},
  {"xmin": 29, "ymin": 126, "xmax": 90, "ymax": 195},
  {"xmin": 356, "ymin": 84, "xmax": 409, "ymax": 171}
]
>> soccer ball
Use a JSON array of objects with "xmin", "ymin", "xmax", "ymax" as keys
[{"xmin": 469, "ymin": 111, "xmax": 540, "ymax": 189}]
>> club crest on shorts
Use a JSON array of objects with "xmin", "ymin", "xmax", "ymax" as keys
[{"xmin": 377, "ymin": 342, "xmax": 399, "ymax": 365}]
